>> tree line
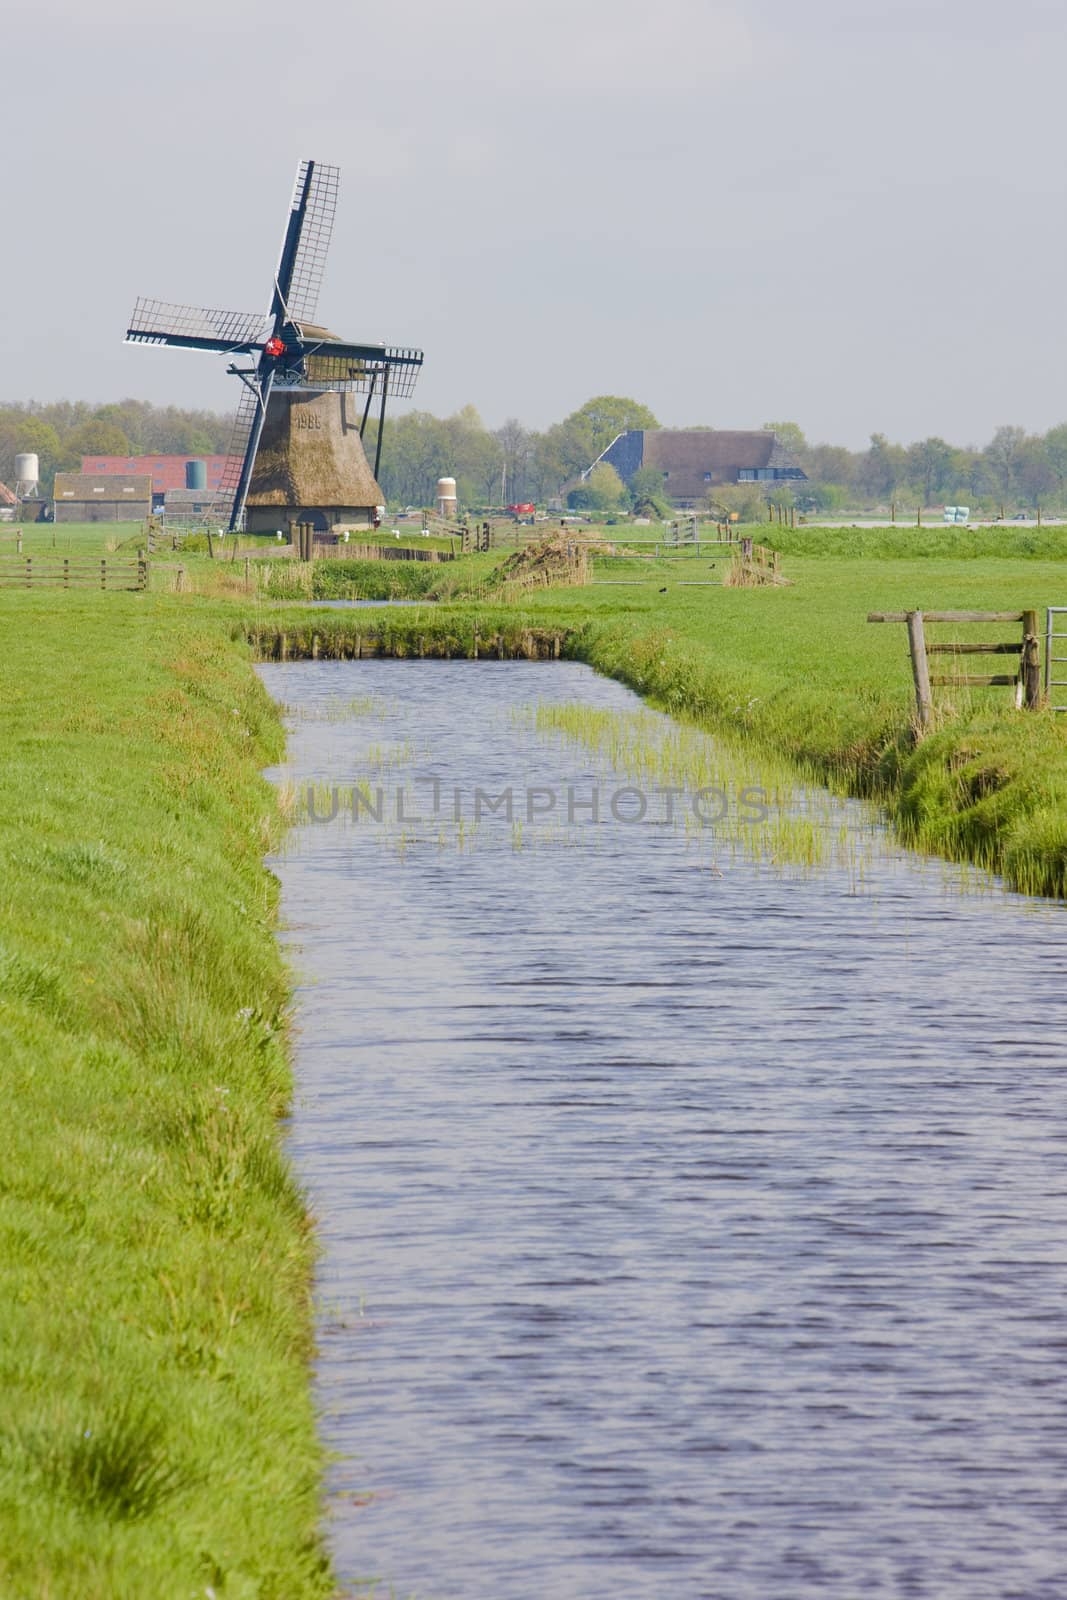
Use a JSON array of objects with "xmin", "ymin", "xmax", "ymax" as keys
[
  {"xmin": 765, "ymin": 420, "xmax": 1067, "ymax": 516},
  {"xmin": 0, "ymin": 400, "xmax": 232, "ymax": 494},
  {"xmin": 5, "ymin": 394, "xmax": 1067, "ymax": 514}
]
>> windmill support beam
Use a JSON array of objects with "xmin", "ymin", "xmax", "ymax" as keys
[
  {"xmin": 374, "ymin": 367, "xmax": 390, "ymax": 484},
  {"xmin": 359, "ymin": 373, "xmax": 378, "ymax": 439}
]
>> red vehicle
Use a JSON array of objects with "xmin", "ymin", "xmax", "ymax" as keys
[{"xmin": 506, "ymin": 502, "xmax": 535, "ymax": 516}]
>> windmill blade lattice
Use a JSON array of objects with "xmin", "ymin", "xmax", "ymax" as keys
[
  {"xmin": 278, "ymin": 161, "xmax": 340, "ymax": 325},
  {"xmin": 302, "ymin": 344, "xmax": 424, "ymax": 398},
  {"xmin": 207, "ymin": 385, "xmax": 262, "ymax": 526},
  {"xmin": 126, "ymin": 298, "xmax": 269, "ymax": 352}
]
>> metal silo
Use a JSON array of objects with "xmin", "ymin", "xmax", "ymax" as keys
[{"xmin": 14, "ymin": 453, "xmax": 39, "ymax": 498}]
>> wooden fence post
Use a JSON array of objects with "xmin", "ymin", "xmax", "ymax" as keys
[
  {"xmin": 1022, "ymin": 608, "xmax": 1041, "ymax": 708},
  {"xmin": 100, "ymin": 559, "xmax": 107, "ymax": 591},
  {"xmin": 906, "ymin": 610, "xmax": 932, "ymax": 728},
  {"xmin": 245, "ymin": 556, "xmax": 252, "ymax": 593}
]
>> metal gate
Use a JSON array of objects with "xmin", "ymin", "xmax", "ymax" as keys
[{"xmin": 1045, "ymin": 608, "xmax": 1067, "ymax": 709}]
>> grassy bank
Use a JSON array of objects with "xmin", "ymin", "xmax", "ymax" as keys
[
  {"xmin": 540, "ymin": 552, "xmax": 1067, "ymax": 896},
  {"xmin": 0, "ymin": 592, "xmax": 331, "ymax": 1597}
]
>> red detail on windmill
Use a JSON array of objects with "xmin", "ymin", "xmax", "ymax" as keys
[{"xmin": 264, "ymin": 337, "xmax": 286, "ymax": 358}]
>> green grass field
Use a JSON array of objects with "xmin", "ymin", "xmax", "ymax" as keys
[
  {"xmin": 1, "ymin": 520, "xmax": 148, "ymax": 555},
  {"xmin": 0, "ymin": 592, "xmax": 331, "ymax": 1598}
]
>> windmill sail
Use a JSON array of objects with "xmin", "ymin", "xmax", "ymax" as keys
[
  {"xmin": 126, "ymin": 298, "xmax": 268, "ymax": 353},
  {"xmin": 302, "ymin": 342, "xmax": 424, "ymax": 398},
  {"xmin": 208, "ymin": 384, "xmax": 262, "ymax": 527},
  {"xmin": 273, "ymin": 160, "xmax": 340, "ymax": 327}
]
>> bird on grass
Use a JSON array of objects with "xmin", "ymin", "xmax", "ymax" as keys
[{"xmin": 659, "ymin": 586, "xmax": 668, "ymax": 593}]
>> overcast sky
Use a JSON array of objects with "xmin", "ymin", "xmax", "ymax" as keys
[{"xmin": 4, "ymin": 0, "xmax": 1064, "ymax": 447}]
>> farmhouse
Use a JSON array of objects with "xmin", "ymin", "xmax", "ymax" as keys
[
  {"xmin": 53, "ymin": 473, "xmax": 152, "ymax": 522},
  {"xmin": 591, "ymin": 429, "xmax": 807, "ymax": 508}
]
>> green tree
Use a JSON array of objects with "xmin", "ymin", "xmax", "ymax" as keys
[
  {"xmin": 629, "ymin": 466, "xmax": 670, "ymax": 516},
  {"xmin": 568, "ymin": 462, "xmax": 627, "ymax": 512},
  {"xmin": 762, "ymin": 420, "xmax": 807, "ymax": 460},
  {"xmin": 1043, "ymin": 423, "xmax": 1067, "ymax": 494},
  {"xmin": 494, "ymin": 417, "xmax": 534, "ymax": 503},
  {"xmin": 801, "ymin": 482, "xmax": 849, "ymax": 515},
  {"xmin": 12, "ymin": 419, "xmax": 63, "ymax": 490},
  {"xmin": 708, "ymin": 483, "xmax": 766, "ymax": 524},
  {"xmin": 859, "ymin": 433, "xmax": 907, "ymax": 501},
  {"xmin": 804, "ymin": 444, "xmax": 856, "ymax": 487},
  {"xmin": 907, "ymin": 437, "xmax": 956, "ymax": 503},
  {"xmin": 60, "ymin": 421, "xmax": 132, "ymax": 466},
  {"xmin": 441, "ymin": 405, "xmax": 497, "ymax": 509},
  {"xmin": 530, "ymin": 423, "xmax": 574, "ymax": 496},
  {"xmin": 1014, "ymin": 437, "xmax": 1056, "ymax": 507},
  {"xmin": 557, "ymin": 395, "xmax": 660, "ymax": 479},
  {"xmin": 983, "ymin": 425, "xmax": 1027, "ymax": 502}
]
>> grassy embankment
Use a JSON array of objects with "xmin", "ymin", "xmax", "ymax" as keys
[
  {"xmin": 538, "ymin": 536, "xmax": 1067, "ymax": 895},
  {"xmin": 0, "ymin": 585, "xmax": 333, "ymax": 1598}
]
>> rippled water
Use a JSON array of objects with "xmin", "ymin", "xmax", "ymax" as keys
[{"xmin": 259, "ymin": 659, "xmax": 1067, "ymax": 1600}]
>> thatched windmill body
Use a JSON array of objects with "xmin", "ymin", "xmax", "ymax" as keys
[{"xmin": 125, "ymin": 160, "xmax": 422, "ymax": 534}]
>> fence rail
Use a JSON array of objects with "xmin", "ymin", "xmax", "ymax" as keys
[
  {"xmin": 726, "ymin": 538, "xmax": 788, "ymax": 586},
  {"xmin": 0, "ymin": 557, "xmax": 148, "ymax": 591},
  {"xmin": 868, "ymin": 608, "xmax": 1040, "ymax": 726}
]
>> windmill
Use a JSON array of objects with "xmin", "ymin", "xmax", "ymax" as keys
[{"xmin": 125, "ymin": 159, "xmax": 423, "ymax": 534}]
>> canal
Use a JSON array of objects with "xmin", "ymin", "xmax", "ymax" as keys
[{"xmin": 260, "ymin": 658, "xmax": 1067, "ymax": 1600}]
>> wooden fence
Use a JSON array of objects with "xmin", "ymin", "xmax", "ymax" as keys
[
  {"xmin": 867, "ymin": 609, "xmax": 1041, "ymax": 726},
  {"xmin": 726, "ymin": 539, "xmax": 789, "ymax": 586},
  {"xmin": 0, "ymin": 556, "xmax": 148, "ymax": 591}
]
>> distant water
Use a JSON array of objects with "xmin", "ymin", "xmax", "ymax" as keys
[{"xmin": 260, "ymin": 659, "xmax": 1067, "ymax": 1600}]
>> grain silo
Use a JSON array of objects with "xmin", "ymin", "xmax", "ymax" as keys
[
  {"xmin": 436, "ymin": 476, "xmax": 458, "ymax": 521},
  {"xmin": 14, "ymin": 453, "xmax": 39, "ymax": 499}
]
